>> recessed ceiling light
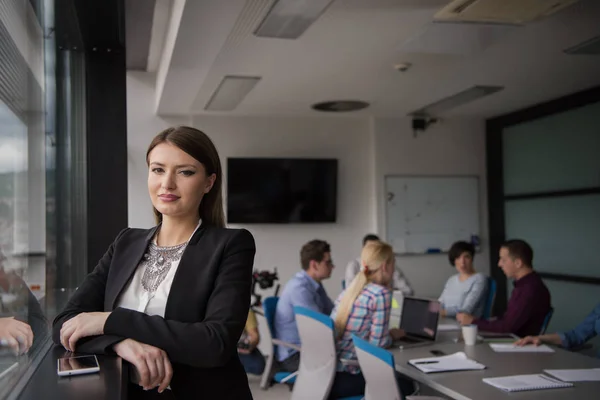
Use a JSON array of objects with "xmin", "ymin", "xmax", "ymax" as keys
[
  {"xmin": 204, "ymin": 76, "xmax": 261, "ymax": 111},
  {"xmin": 255, "ymin": 0, "xmax": 335, "ymax": 39},
  {"xmin": 311, "ymin": 101, "xmax": 370, "ymax": 112}
]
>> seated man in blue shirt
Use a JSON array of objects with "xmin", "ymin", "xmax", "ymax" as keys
[
  {"xmin": 274, "ymin": 239, "xmax": 335, "ymax": 372},
  {"xmin": 516, "ymin": 302, "xmax": 600, "ymax": 357}
]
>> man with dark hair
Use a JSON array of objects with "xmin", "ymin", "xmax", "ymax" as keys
[
  {"xmin": 362, "ymin": 234, "xmax": 380, "ymax": 246},
  {"xmin": 274, "ymin": 239, "xmax": 335, "ymax": 372},
  {"xmin": 344, "ymin": 234, "xmax": 413, "ymax": 295},
  {"xmin": 457, "ymin": 239, "xmax": 551, "ymax": 337}
]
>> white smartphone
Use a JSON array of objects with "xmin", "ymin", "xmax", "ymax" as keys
[{"xmin": 57, "ymin": 355, "xmax": 100, "ymax": 377}]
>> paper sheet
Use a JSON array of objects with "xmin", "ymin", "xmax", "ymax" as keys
[
  {"xmin": 489, "ymin": 343, "xmax": 555, "ymax": 353},
  {"xmin": 544, "ymin": 368, "xmax": 600, "ymax": 382},
  {"xmin": 409, "ymin": 352, "xmax": 486, "ymax": 373}
]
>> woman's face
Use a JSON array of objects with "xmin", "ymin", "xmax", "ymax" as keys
[
  {"xmin": 381, "ymin": 257, "xmax": 395, "ymax": 285},
  {"xmin": 147, "ymin": 142, "xmax": 215, "ymax": 221},
  {"xmin": 455, "ymin": 251, "xmax": 474, "ymax": 274}
]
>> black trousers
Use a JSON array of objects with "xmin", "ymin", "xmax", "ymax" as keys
[{"xmin": 279, "ymin": 351, "xmax": 300, "ymax": 372}]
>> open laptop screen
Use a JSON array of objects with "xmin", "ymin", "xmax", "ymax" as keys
[{"xmin": 399, "ymin": 297, "xmax": 440, "ymax": 340}]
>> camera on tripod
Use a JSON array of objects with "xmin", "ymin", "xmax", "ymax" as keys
[{"xmin": 250, "ymin": 268, "xmax": 280, "ymax": 313}]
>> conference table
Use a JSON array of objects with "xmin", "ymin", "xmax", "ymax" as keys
[{"xmin": 389, "ymin": 321, "xmax": 600, "ymax": 400}]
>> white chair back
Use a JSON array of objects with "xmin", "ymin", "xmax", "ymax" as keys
[
  {"xmin": 291, "ymin": 306, "xmax": 337, "ymax": 400},
  {"xmin": 353, "ymin": 334, "xmax": 401, "ymax": 400}
]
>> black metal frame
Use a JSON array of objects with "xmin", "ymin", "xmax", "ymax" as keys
[
  {"xmin": 486, "ymin": 85, "xmax": 600, "ymax": 314},
  {"xmin": 71, "ymin": 0, "xmax": 128, "ymax": 272}
]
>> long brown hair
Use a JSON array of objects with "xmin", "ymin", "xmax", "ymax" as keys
[
  {"xmin": 334, "ymin": 240, "xmax": 394, "ymax": 337},
  {"xmin": 146, "ymin": 126, "xmax": 225, "ymax": 228}
]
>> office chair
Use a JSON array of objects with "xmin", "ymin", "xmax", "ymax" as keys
[
  {"xmin": 352, "ymin": 335, "xmax": 441, "ymax": 400},
  {"xmin": 483, "ymin": 277, "xmax": 497, "ymax": 320},
  {"xmin": 260, "ymin": 296, "xmax": 299, "ymax": 390},
  {"xmin": 540, "ymin": 307, "xmax": 554, "ymax": 335},
  {"xmin": 293, "ymin": 306, "xmax": 363, "ymax": 400}
]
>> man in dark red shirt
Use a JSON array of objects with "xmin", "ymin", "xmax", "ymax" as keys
[{"xmin": 457, "ymin": 240, "xmax": 551, "ymax": 337}]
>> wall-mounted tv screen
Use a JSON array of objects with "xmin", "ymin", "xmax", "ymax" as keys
[{"xmin": 227, "ymin": 158, "xmax": 337, "ymax": 223}]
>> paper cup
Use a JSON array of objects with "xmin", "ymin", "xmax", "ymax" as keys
[{"xmin": 462, "ymin": 324, "xmax": 478, "ymax": 346}]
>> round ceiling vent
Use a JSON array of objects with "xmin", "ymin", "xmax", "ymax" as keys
[{"xmin": 311, "ymin": 100, "xmax": 369, "ymax": 112}]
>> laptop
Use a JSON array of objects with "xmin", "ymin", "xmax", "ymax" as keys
[{"xmin": 394, "ymin": 296, "xmax": 441, "ymax": 349}]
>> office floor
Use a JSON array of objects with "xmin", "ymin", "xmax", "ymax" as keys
[{"xmin": 248, "ymin": 375, "xmax": 291, "ymax": 400}]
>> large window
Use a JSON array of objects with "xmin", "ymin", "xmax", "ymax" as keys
[{"xmin": 0, "ymin": 0, "xmax": 86, "ymax": 396}]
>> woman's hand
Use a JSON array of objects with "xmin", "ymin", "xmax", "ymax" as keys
[
  {"xmin": 390, "ymin": 328, "xmax": 405, "ymax": 341},
  {"xmin": 60, "ymin": 312, "xmax": 111, "ymax": 352},
  {"xmin": 0, "ymin": 317, "xmax": 33, "ymax": 354},
  {"xmin": 456, "ymin": 313, "xmax": 474, "ymax": 325},
  {"xmin": 114, "ymin": 339, "xmax": 173, "ymax": 393},
  {"xmin": 514, "ymin": 336, "xmax": 541, "ymax": 346}
]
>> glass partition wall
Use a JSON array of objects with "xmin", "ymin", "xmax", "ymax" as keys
[{"xmin": 487, "ymin": 88, "xmax": 600, "ymax": 353}]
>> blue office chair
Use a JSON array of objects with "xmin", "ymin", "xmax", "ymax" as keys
[
  {"xmin": 260, "ymin": 297, "xmax": 299, "ymax": 389},
  {"xmin": 539, "ymin": 307, "xmax": 554, "ymax": 335},
  {"xmin": 292, "ymin": 307, "xmax": 362, "ymax": 400},
  {"xmin": 352, "ymin": 335, "xmax": 440, "ymax": 400},
  {"xmin": 483, "ymin": 277, "xmax": 497, "ymax": 320}
]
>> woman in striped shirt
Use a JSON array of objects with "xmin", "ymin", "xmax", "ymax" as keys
[
  {"xmin": 438, "ymin": 241, "xmax": 488, "ymax": 318},
  {"xmin": 329, "ymin": 241, "xmax": 414, "ymax": 399}
]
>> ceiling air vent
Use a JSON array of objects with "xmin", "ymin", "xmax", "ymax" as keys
[{"xmin": 434, "ymin": 0, "xmax": 580, "ymax": 25}]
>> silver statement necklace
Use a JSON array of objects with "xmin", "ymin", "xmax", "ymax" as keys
[{"xmin": 140, "ymin": 238, "xmax": 188, "ymax": 293}]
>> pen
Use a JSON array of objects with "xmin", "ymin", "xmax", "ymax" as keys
[{"xmin": 414, "ymin": 361, "xmax": 439, "ymax": 365}]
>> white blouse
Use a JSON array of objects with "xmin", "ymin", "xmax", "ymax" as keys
[{"xmin": 116, "ymin": 221, "xmax": 201, "ymax": 317}]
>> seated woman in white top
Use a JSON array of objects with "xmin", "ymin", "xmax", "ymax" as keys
[{"xmin": 438, "ymin": 241, "xmax": 488, "ymax": 318}]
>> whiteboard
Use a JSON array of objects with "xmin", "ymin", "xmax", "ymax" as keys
[{"xmin": 385, "ymin": 176, "xmax": 480, "ymax": 254}]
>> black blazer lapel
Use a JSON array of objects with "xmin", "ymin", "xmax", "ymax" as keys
[
  {"xmin": 106, "ymin": 226, "xmax": 158, "ymax": 310},
  {"xmin": 164, "ymin": 226, "xmax": 213, "ymax": 320}
]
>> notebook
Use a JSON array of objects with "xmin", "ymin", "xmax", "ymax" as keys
[
  {"xmin": 544, "ymin": 368, "xmax": 600, "ymax": 382},
  {"xmin": 408, "ymin": 352, "xmax": 485, "ymax": 373},
  {"xmin": 489, "ymin": 343, "xmax": 555, "ymax": 353},
  {"xmin": 477, "ymin": 332, "xmax": 519, "ymax": 343},
  {"xmin": 483, "ymin": 374, "xmax": 574, "ymax": 392}
]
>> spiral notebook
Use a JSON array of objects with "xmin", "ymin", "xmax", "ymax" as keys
[{"xmin": 483, "ymin": 374, "xmax": 574, "ymax": 392}]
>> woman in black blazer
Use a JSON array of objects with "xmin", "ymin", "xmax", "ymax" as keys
[{"xmin": 52, "ymin": 126, "xmax": 255, "ymax": 399}]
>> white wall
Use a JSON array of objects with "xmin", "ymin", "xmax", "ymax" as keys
[
  {"xmin": 128, "ymin": 71, "xmax": 376, "ymax": 297},
  {"xmin": 127, "ymin": 71, "xmax": 488, "ymax": 353},
  {"xmin": 373, "ymin": 118, "xmax": 489, "ymax": 297},
  {"xmin": 127, "ymin": 72, "xmax": 489, "ymax": 302},
  {"xmin": 191, "ymin": 115, "xmax": 375, "ymax": 297},
  {"xmin": 127, "ymin": 71, "xmax": 192, "ymax": 228}
]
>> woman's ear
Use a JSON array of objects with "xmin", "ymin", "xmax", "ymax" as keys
[
  {"xmin": 204, "ymin": 173, "xmax": 216, "ymax": 194},
  {"xmin": 380, "ymin": 262, "xmax": 389, "ymax": 274}
]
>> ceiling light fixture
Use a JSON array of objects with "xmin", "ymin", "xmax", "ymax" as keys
[
  {"xmin": 311, "ymin": 100, "xmax": 370, "ymax": 112},
  {"xmin": 204, "ymin": 76, "xmax": 261, "ymax": 112},
  {"xmin": 254, "ymin": 0, "xmax": 335, "ymax": 39},
  {"xmin": 409, "ymin": 85, "xmax": 504, "ymax": 117}
]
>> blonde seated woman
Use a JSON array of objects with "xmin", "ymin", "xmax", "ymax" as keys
[{"xmin": 329, "ymin": 241, "xmax": 415, "ymax": 399}]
